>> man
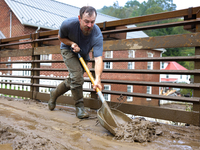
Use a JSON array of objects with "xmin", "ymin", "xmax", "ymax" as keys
[{"xmin": 48, "ymin": 6, "xmax": 103, "ymax": 119}]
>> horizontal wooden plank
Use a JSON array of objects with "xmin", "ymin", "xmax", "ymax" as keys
[
  {"xmin": 1, "ymin": 76, "xmax": 200, "ymax": 89},
  {"xmin": 0, "ymin": 89, "xmax": 32, "ymax": 98},
  {"xmin": 34, "ymin": 92, "xmax": 76, "ymax": 106},
  {"xmin": 34, "ymin": 45, "xmax": 60, "ymax": 55},
  {"xmin": 0, "ymin": 35, "xmax": 30, "ymax": 43},
  {"xmin": 102, "ymin": 19, "xmax": 200, "ymax": 35},
  {"xmin": 0, "ymin": 56, "xmax": 199, "ymax": 63},
  {"xmin": 20, "ymin": 92, "xmax": 200, "ymax": 126},
  {"xmin": 83, "ymin": 88, "xmax": 199, "ymax": 103},
  {"xmin": 1, "ymin": 32, "xmax": 200, "ymax": 56},
  {"xmin": 103, "ymin": 32, "xmax": 200, "ymax": 50},
  {"xmin": 97, "ymin": 7, "xmax": 200, "ymax": 28},
  {"xmin": 0, "ymin": 90, "xmax": 199, "ymax": 125},
  {"xmin": 38, "ymin": 30, "xmax": 58, "ymax": 37},
  {"xmin": 0, "ymin": 48, "xmax": 33, "ymax": 58},
  {"xmin": 0, "ymin": 67, "xmax": 200, "ymax": 75},
  {"xmin": 117, "ymin": 103, "xmax": 199, "ymax": 126}
]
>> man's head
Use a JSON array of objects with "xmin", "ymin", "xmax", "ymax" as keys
[{"xmin": 78, "ymin": 6, "xmax": 97, "ymax": 36}]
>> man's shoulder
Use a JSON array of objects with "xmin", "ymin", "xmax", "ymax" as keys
[
  {"xmin": 62, "ymin": 17, "xmax": 79, "ymax": 26},
  {"xmin": 92, "ymin": 24, "xmax": 102, "ymax": 34}
]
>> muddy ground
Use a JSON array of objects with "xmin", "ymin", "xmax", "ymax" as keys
[{"xmin": 0, "ymin": 96, "xmax": 199, "ymax": 150}]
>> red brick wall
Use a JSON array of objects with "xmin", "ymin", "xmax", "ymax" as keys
[{"xmin": 0, "ymin": 0, "xmax": 12, "ymax": 38}]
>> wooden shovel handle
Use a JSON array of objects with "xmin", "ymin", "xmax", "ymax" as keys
[{"xmin": 78, "ymin": 54, "xmax": 100, "ymax": 93}]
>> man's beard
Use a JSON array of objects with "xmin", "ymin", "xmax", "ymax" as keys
[{"xmin": 82, "ymin": 26, "xmax": 93, "ymax": 36}]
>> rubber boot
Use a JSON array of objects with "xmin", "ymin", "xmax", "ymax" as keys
[
  {"xmin": 48, "ymin": 81, "xmax": 70, "ymax": 111},
  {"xmin": 75, "ymin": 101, "xmax": 89, "ymax": 119},
  {"xmin": 71, "ymin": 86, "xmax": 89, "ymax": 119}
]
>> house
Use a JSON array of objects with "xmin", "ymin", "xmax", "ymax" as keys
[
  {"xmin": 0, "ymin": 0, "xmax": 165, "ymax": 106},
  {"xmin": 159, "ymin": 61, "xmax": 190, "ymax": 104},
  {"xmin": 160, "ymin": 61, "xmax": 190, "ymax": 84}
]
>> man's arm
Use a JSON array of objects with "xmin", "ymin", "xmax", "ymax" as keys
[
  {"xmin": 93, "ymin": 56, "xmax": 103, "ymax": 91},
  {"xmin": 58, "ymin": 34, "xmax": 80, "ymax": 52}
]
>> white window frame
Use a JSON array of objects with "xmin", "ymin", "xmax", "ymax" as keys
[
  {"xmin": 104, "ymin": 51, "xmax": 113, "ymax": 69},
  {"xmin": 104, "ymin": 85, "xmax": 111, "ymax": 101},
  {"xmin": 12, "ymin": 63, "xmax": 31, "ymax": 76},
  {"xmin": 147, "ymin": 53, "xmax": 153, "ymax": 70},
  {"xmin": 127, "ymin": 85, "xmax": 133, "ymax": 102},
  {"xmin": 128, "ymin": 50, "xmax": 135, "ymax": 58},
  {"xmin": 128, "ymin": 50, "xmax": 135, "ymax": 69},
  {"xmin": 128, "ymin": 62, "xmax": 134, "ymax": 69},
  {"xmin": 146, "ymin": 86, "xmax": 152, "ymax": 101},
  {"xmin": 40, "ymin": 54, "xmax": 52, "ymax": 66}
]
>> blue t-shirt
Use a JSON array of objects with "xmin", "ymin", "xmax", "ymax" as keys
[{"xmin": 59, "ymin": 17, "xmax": 103, "ymax": 60}]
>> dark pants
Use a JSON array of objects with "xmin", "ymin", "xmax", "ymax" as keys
[{"xmin": 61, "ymin": 48, "xmax": 87, "ymax": 102}]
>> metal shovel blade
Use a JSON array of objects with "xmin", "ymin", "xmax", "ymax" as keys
[{"xmin": 97, "ymin": 106, "xmax": 132, "ymax": 135}]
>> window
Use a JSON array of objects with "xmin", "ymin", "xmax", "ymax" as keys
[
  {"xmin": 105, "ymin": 62, "xmax": 112, "ymax": 69},
  {"xmin": 180, "ymin": 75, "xmax": 182, "ymax": 79},
  {"xmin": 166, "ymin": 74, "xmax": 169, "ymax": 78},
  {"xmin": 128, "ymin": 50, "xmax": 135, "ymax": 69},
  {"xmin": 104, "ymin": 51, "xmax": 113, "ymax": 69},
  {"xmin": 104, "ymin": 85, "xmax": 111, "ymax": 101},
  {"xmin": 146, "ymin": 86, "xmax": 152, "ymax": 101},
  {"xmin": 127, "ymin": 85, "xmax": 133, "ymax": 101},
  {"xmin": 23, "ymin": 63, "xmax": 31, "ymax": 76},
  {"xmin": 40, "ymin": 54, "xmax": 52, "ymax": 66},
  {"xmin": 186, "ymin": 75, "xmax": 189, "ymax": 80},
  {"xmin": 147, "ymin": 53, "xmax": 153, "ymax": 70},
  {"xmin": 128, "ymin": 50, "xmax": 135, "ymax": 58},
  {"xmin": 128, "ymin": 62, "xmax": 134, "ymax": 69},
  {"xmin": 12, "ymin": 63, "xmax": 31, "ymax": 76}
]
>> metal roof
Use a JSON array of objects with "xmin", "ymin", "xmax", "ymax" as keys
[
  {"xmin": 4, "ymin": 0, "xmax": 149, "ymax": 37},
  {"xmin": 5, "ymin": 0, "xmax": 121, "ymax": 30}
]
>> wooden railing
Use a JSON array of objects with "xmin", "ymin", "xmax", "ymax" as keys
[{"xmin": 0, "ymin": 7, "xmax": 200, "ymax": 126}]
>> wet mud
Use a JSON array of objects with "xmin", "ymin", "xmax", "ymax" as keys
[
  {"xmin": 0, "ymin": 96, "xmax": 199, "ymax": 150},
  {"xmin": 115, "ymin": 118, "xmax": 159, "ymax": 143}
]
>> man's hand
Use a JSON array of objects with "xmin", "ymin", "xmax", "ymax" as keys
[
  {"xmin": 71, "ymin": 43, "xmax": 81, "ymax": 53},
  {"xmin": 93, "ymin": 78, "xmax": 102, "ymax": 91}
]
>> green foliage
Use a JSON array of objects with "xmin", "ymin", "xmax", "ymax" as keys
[
  {"xmin": 180, "ymin": 88, "xmax": 193, "ymax": 97},
  {"xmin": 99, "ymin": 1, "xmax": 133, "ymax": 19},
  {"xmin": 186, "ymin": 103, "xmax": 193, "ymax": 112}
]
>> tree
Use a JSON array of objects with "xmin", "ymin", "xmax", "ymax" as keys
[{"xmin": 98, "ymin": 1, "xmax": 133, "ymax": 19}]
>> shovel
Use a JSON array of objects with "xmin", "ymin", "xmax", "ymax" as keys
[{"xmin": 77, "ymin": 52, "xmax": 132, "ymax": 135}]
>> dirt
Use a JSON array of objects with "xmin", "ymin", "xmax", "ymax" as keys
[{"xmin": 0, "ymin": 96, "xmax": 199, "ymax": 150}]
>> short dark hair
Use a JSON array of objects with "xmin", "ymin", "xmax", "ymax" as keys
[{"xmin": 79, "ymin": 6, "xmax": 97, "ymax": 18}]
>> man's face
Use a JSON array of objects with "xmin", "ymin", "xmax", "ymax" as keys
[{"xmin": 79, "ymin": 12, "xmax": 96, "ymax": 36}]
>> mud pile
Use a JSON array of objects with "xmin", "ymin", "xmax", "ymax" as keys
[{"xmin": 114, "ymin": 118, "xmax": 161, "ymax": 143}]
